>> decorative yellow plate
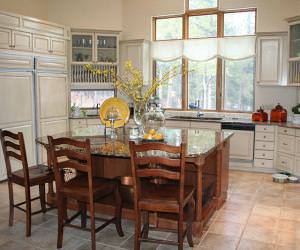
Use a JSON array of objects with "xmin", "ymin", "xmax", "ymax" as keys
[{"xmin": 99, "ymin": 97, "xmax": 130, "ymax": 128}]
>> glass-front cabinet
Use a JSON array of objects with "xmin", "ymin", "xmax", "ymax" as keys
[
  {"xmin": 96, "ymin": 35, "xmax": 117, "ymax": 63},
  {"xmin": 72, "ymin": 33, "xmax": 94, "ymax": 62},
  {"xmin": 71, "ymin": 31, "xmax": 119, "ymax": 64},
  {"xmin": 287, "ymin": 17, "xmax": 300, "ymax": 85}
]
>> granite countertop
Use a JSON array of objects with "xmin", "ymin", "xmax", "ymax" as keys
[{"xmin": 36, "ymin": 127, "xmax": 233, "ymax": 158}]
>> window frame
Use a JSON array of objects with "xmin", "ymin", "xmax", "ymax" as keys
[{"xmin": 153, "ymin": 6, "xmax": 257, "ymax": 113}]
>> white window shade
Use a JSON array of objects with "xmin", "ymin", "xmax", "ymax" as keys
[
  {"xmin": 218, "ymin": 36, "xmax": 256, "ymax": 60},
  {"xmin": 151, "ymin": 40, "xmax": 183, "ymax": 61},
  {"xmin": 151, "ymin": 36, "xmax": 256, "ymax": 62},
  {"xmin": 184, "ymin": 38, "xmax": 218, "ymax": 62}
]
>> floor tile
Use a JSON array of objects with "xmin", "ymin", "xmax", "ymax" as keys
[
  {"xmin": 247, "ymin": 214, "xmax": 278, "ymax": 230},
  {"xmin": 237, "ymin": 239, "xmax": 275, "ymax": 250},
  {"xmin": 242, "ymin": 225, "xmax": 277, "ymax": 244},
  {"xmin": 208, "ymin": 221, "xmax": 244, "ymax": 237},
  {"xmin": 199, "ymin": 233, "xmax": 239, "ymax": 250}
]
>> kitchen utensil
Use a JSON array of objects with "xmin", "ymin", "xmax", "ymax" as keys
[{"xmin": 270, "ymin": 103, "xmax": 287, "ymax": 122}]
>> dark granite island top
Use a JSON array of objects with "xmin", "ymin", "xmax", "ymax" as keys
[
  {"xmin": 37, "ymin": 127, "xmax": 233, "ymax": 159},
  {"xmin": 37, "ymin": 127, "xmax": 233, "ymax": 237}
]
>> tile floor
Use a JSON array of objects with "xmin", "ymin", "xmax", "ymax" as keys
[{"xmin": 0, "ymin": 170, "xmax": 299, "ymax": 250}]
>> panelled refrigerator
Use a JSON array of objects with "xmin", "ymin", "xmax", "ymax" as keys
[{"xmin": 0, "ymin": 51, "xmax": 69, "ymax": 180}]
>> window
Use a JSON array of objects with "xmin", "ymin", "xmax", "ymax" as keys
[
  {"xmin": 153, "ymin": 4, "xmax": 256, "ymax": 112},
  {"xmin": 71, "ymin": 90, "xmax": 115, "ymax": 108},
  {"xmin": 156, "ymin": 59, "xmax": 182, "ymax": 109},
  {"xmin": 224, "ymin": 11, "xmax": 256, "ymax": 36},
  {"xmin": 188, "ymin": 59, "xmax": 217, "ymax": 110},
  {"xmin": 223, "ymin": 58, "xmax": 254, "ymax": 112},
  {"xmin": 155, "ymin": 17, "xmax": 183, "ymax": 40},
  {"xmin": 189, "ymin": 15, "xmax": 217, "ymax": 38},
  {"xmin": 188, "ymin": 0, "xmax": 218, "ymax": 10}
]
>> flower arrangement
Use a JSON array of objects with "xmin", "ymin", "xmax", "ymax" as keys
[{"xmin": 84, "ymin": 60, "xmax": 186, "ymax": 126}]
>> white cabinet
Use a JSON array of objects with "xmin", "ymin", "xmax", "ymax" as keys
[
  {"xmin": 165, "ymin": 120, "xmax": 190, "ymax": 128},
  {"xmin": 50, "ymin": 38, "xmax": 66, "ymax": 56},
  {"xmin": 256, "ymin": 33, "xmax": 288, "ymax": 86},
  {"xmin": 12, "ymin": 31, "xmax": 32, "ymax": 51},
  {"xmin": 254, "ymin": 125, "xmax": 276, "ymax": 169},
  {"xmin": 0, "ymin": 27, "xmax": 11, "ymax": 49},
  {"xmin": 36, "ymin": 73, "xmax": 68, "ymax": 120},
  {"xmin": 223, "ymin": 130, "xmax": 254, "ymax": 160},
  {"xmin": 33, "ymin": 35, "xmax": 51, "ymax": 54},
  {"xmin": 120, "ymin": 40, "xmax": 151, "ymax": 85}
]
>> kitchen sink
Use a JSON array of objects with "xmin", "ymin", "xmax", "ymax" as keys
[{"xmin": 170, "ymin": 116, "xmax": 223, "ymax": 121}]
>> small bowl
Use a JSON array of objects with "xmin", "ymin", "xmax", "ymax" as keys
[
  {"xmin": 272, "ymin": 173, "xmax": 288, "ymax": 183},
  {"xmin": 288, "ymin": 176, "xmax": 299, "ymax": 183}
]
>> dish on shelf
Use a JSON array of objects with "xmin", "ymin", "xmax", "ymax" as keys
[{"xmin": 99, "ymin": 97, "xmax": 130, "ymax": 128}]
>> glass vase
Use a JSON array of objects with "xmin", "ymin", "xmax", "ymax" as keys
[{"xmin": 133, "ymin": 101, "xmax": 146, "ymax": 135}]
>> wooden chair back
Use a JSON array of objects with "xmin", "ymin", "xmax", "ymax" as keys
[
  {"xmin": 47, "ymin": 136, "xmax": 93, "ymax": 194},
  {"xmin": 0, "ymin": 129, "xmax": 29, "ymax": 184},
  {"xmin": 129, "ymin": 141, "xmax": 186, "ymax": 207}
]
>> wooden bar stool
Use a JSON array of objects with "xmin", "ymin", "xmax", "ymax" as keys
[
  {"xmin": 0, "ymin": 129, "xmax": 54, "ymax": 237},
  {"xmin": 48, "ymin": 136, "xmax": 124, "ymax": 250},
  {"xmin": 129, "ymin": 141, "xmax": 195, "ymax": 250}
]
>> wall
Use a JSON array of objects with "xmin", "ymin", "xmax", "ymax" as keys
[
  {"xmin": 0, "ymin": 0, "xmax": 48, "ymax": 20},
  {"xmin": 47, "ymin": 0, "xmax": 123, "ymax": 31},
  {"xmin": 122, "ymin": 0, "xmax": 300, "ymax": 40},
  {"xmin": 122, "ymin": 0, "xmax": 300, "ymax": 112}
]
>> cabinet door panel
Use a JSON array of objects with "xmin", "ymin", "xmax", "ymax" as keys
[
  {"xmin": 33, "ymin": 35, "xmax": 50, "ymax": 54},
  {"xmin": 12, "ymin": 31, "xmax": 32, "ymax": 51},
  {"xmin": 224, "ymin": 130, "xmax": 254, "ymax": 160},
  {"xmin": 165, "ymin": 120, "xmax": 190, "ymax": 128},
  {"xmin": 190, "ymin": 122, "xmax": 221, "ymax": 130},
  {"xmin": 51, "ymin": 38, "xmax": 66, "ymax": 56},
  {"xmin": 0, "ymin": 27, "xmax": 11, "ymax": 49},
  {"xmin": 257, "ymin": 37, "xmax": 282, "ymax": 85},
  {"xmin": 0, "ymin": 124, "xmax": 35, "ymax": 180},
  {"xmin": 0, "ymin": 72, "xmax": 33, "ymax": 125},
  {"xmin": 277, "ymin": 134, "xmax": 295, "ymax": 154},
  {"xmin": 39, "ymin": 119, "xmax": 68, "ymax": 163},
  {"xmin": 37, "ymin": 73, "xmax": 68, "ymax": 120},
  {"xmin": 277, "ymin": 152, "xmax": 294, "ymax": 173}
]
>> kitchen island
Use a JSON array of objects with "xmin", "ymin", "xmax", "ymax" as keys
[{"xmin": 37, "ymin": 127, "xmax": 233, "ymax": 237}]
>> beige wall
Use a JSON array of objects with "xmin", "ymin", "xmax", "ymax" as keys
[
  {"xmin": 47, "ymin": 0, "xmax": 123, "ymax": 31},
  {"xmin": 122, "ymin": 0, "xmax": 300, "ymax": 40},
  {"xmin": 0, "ymin": 0, "xmax": 48, "ymax": 20}
]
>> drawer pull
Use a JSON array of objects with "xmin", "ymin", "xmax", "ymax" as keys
[
  {"xmin": 262, "ymin": 154, "xmax": 266, "ymax": 156},
  {"xmin": 262, "ymin": 162, "xmax": 265, "ymax": 165},
  {"xmin": 263, "ymin": 145, "xmax": 266, "ymax": 147},
  {"xmin": 264, "ymin": 128, "xmax": 267, "ymax": 130},
  {"xmin": 264, "ymin": 136, "xmax": 266, "ymax": 138},
  {"xmin": 281, "ymin": 161, "xmax": 287, "ymax": 164},
  {"xmin": 284, "ymin": 130, "xmax": 287, "ymax": 133},
  {"xmin": 283, "ymin": 143, "xmax": 288, "ymax": 146}
]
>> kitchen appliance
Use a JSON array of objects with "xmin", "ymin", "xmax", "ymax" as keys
[
  {"xmin": 0, "ymin": 52, "xmax": 68, "ymax": 180},
  {"xmin": 252, "ymin": 107, "xmax": 268, "ymax": 122},
  {"xmin": 221, "ymin": 122, "xmax": 255, "ymax": 162},
  {"xmin": 270, "ymin": 103, "xmax": 287, "ymax": 122}
]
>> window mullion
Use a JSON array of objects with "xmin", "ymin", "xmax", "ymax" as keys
[{"xmin": 216, "ymin": 11, "xmax": 224, "ymax": 112}]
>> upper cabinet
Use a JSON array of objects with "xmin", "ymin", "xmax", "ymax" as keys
[
  {"xmin": 70, "ymin": 30, "xmax": 120, "ymax": 85},
  {"xmin": 71, "ymin": 31, "xmax": 119, "ymax": 64},
  {"xmin": 256, "ymin": 33, "xmax": 288, "ymax": 86},
  {"xmin": 120, "ymin": 39, "xmax": 151, "ymax": 85},
  {"xmin": 287, "ymin": 16, "xmax": 300, "ymax": 85},
  {"xmin": 0, "ymin": 10, "xmax": 69, "ymax": 55}
]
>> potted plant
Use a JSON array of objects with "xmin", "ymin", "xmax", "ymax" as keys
[{"xmin": 292, "ymin": 104, "xmax": 300, "ymax": 124}]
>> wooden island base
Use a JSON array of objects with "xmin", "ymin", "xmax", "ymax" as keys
[{"xmin": 47, "ymin": 139, "xmax": 230, "ymax": 238}]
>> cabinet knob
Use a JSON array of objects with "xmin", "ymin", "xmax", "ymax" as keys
[
  {"xmin": 283, "ymin": 143, "xmax": 288, "ymax": 146},
  {"xmin": 49, "ymin": 50, "xmax": 53, "ymax": 53},
  {"xmin": 264, "ymin": 136, "xmax": 266, "ymax": 138},
  {"xmin": 263, "ymin": 145, "xmax": 266, "ymax": 147},
  {"xmin": 262, "ymin": 154, "xmax": 266, "ymax": 156}
]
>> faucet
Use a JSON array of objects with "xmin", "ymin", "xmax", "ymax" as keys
[{"xmin": 196, "ymin": 99, "xmax": 204, "ymax": 118}]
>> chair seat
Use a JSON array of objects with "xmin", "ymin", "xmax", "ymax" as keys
[
  {"xmin": 11, "ymin": 164, "xmax": 54, "ymax": 186},
  {"xmin": 59, "ymin": 175, "xmax": 116, "ymax": 202},
  {"xmin": 139, "ymin": 183, "xmax": 194, "ymax": 213}
]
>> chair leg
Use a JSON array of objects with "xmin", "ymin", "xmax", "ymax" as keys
[
  {"xmin": 39, "ymin": 184, "xmax": 46, "ymax": 213},
  {"xmin": 134, "ymin": 210, "xmax": 141, "ymax": 250},
  {"xmin": 90, "ymin": 205, "xmax": 96, "ymax": 250},
  {"xmin": 114, "ymin": 184, "xmax": 124, "ymax": 237},
  {"xmin": 79, "ymin": 202, "xmax": 87, "ymax": 229},
  {"xmin": 24, "ymin": 186, "xmax": 31, "ymax": 237},
  {"xmin": 57, "ymin": 196, "xmax": 66, "ymax": 249},
  {"xmin": 186, "ymin": 199, "xmax": 195, "ymax": 247},
  {"xmin": 7, "ymin": 180, "xmax": 14, "ymax": 226},
  {"xmin": 142, "ymin": 211, "xmax": 149, "ymax": 239},
  {"xmin": 178, "ymin": 208, "xmax": 184, "ymax": 250}
]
